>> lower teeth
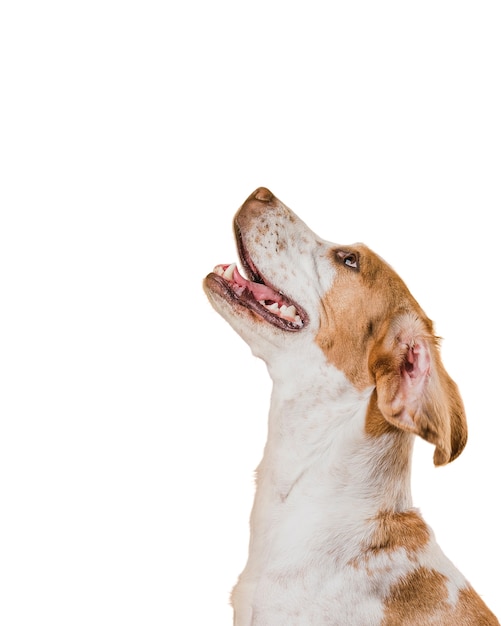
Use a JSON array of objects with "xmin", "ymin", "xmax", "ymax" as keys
[{"xmin": 260, "ymin": 300, "xmax": 302, "ymax": 325}]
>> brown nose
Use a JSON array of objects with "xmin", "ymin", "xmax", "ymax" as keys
[
  {"xmin": 252, "ymin": 187, "xmax": 274, "ymax": 203},
  {"xmin": 236, "ymin": 187, "xmax": 277, "ymax": 230}
]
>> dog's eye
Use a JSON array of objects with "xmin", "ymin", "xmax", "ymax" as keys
[
  {"xmin": 343, "ymin": 254, "xmax": 358, "ymax": 269},
  {"xmin": 336, "ymin": 250, "xmax": 359, "ymax": 270}
]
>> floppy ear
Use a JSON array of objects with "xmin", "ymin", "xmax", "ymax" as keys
[{"xmin": 369, "ymin": 312, "xmax": 467, "ymax": 466}]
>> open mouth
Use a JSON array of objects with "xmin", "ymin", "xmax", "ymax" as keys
[{"xmin": 206, "ymin": 231, "xmax": 307, "ymax": 332}]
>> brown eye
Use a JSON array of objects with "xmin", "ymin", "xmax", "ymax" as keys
[
  {"xmin": 343, "ymin": 254, "xmax": 358, "ymax": 268},
  {"xmin": 336, "ymin": 250, "xmax": 359, "ymax": 270}
]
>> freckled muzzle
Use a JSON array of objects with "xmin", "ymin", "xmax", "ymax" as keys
[{"xmin": 204, "ymin": 187, "xmax": 309, "ymax": 331}]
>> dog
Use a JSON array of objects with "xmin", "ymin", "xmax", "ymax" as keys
[{"xmin": 203, "ymin": 187, "xmax": 498, "ymax": 625}]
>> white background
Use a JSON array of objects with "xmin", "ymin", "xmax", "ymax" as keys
[{"xmin": 1, "ymin": 1, "xmax": 500, "ymax": 624}]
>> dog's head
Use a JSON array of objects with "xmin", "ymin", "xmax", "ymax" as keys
[{"xmin": 204, "ymin": 188, "xmax": 467, "ymax": 465}]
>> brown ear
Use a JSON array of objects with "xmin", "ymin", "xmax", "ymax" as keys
[{"xmin": 369, "ymin": 312, "xmax": 467, "ymax": 466}]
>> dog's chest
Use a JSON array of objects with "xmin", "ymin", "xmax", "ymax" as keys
[{"xmin": 234, "ymin": 551, "xmax": 411, "ymax": 626}]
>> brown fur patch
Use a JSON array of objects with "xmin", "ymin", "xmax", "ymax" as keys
[
  {"xmin": 454, "ymin": 586, "xmax": 500, "ymax": 624},
  {"xmin": 369, "ymin": 510, "xmax": 430, "ymax": 556},
  {"xmin": 382, "ymin": 568, "xmax": 499, "ymax": 625},
  {"xmin": 315, "ymin": 245, "xmax": 427, "ymax": 390},
  {"xmin": 382, "ymin": 567, "xmax": 449, "ymax": 625},
  {"xmin": 317, "ymin": 244, "xmax": 467, "ymax": 465},
  {"xmin": 350, "ymin": 510, "xmax": 429, "ymax": 573}
]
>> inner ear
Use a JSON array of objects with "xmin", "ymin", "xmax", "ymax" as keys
[
  {"xmin": 399, "ymin": 341, "xmax": 431, "ymax": 405},
  {"xmin": 404, "ymin": 341, "xmax": 428, "ymax": 376}
]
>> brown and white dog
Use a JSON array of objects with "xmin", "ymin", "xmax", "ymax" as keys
[{"xmin": 203, "ymin": 188, "xmax": 498, "ymax": 625}]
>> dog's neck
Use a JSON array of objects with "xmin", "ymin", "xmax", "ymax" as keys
[
  {"xmin": 260, "ymin": 379, "xmax": 414, "ymax": 509},
  {"xmin": 250, "ymin": 353, "xmax": 415, "ymax": 564}
]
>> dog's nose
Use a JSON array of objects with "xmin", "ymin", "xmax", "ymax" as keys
[
  {"xmin": 236, "ymin": 187, "xmax": 278, "ymax": 229},
  {"xmin": 252, "ymin": 187, "xmax": 274, "ymax": 203}
]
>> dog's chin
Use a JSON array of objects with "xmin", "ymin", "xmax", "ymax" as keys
[{"xmin": 204, "ymin": 267, "xmax": 307, "ymax": 333}]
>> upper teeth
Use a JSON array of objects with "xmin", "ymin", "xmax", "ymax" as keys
[{"xmin": 223, "ymin": 263, "xmax": 236, "ymax": 280}]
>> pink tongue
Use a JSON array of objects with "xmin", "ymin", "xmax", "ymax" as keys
[{"xmin": 233, "ymin": 265, "xmax": 282, "ymax": 303}]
